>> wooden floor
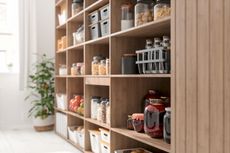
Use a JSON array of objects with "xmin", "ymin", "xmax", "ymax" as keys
[{"xmin": 0, "ymin": 128, "xmax": 81, "ymax": 153}]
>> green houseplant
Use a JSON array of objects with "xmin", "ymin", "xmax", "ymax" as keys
[{"xmin": 26, "ymin": 54, "xmax": 55, "ymax": 131}]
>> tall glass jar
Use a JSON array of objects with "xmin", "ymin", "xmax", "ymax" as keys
[
  {"xmin": 106, "ymin": 99, "xmax": 110, "ymax": 125},
  {"xmin": 154, "ymin": 0, "xmax": 171, "ymax": 20},
  {"xmin": 106, "ymin": 58, "xmax": 109, "ymax": 75},
  {"xmin": 121, "ymin": 2, "xmax": 134, "ymax": 30},
  {"xmin": 72, "ymin": 0, "xmax": 83, "ymax": 16},
  {"xmin": 99, "ymin": 60, "xmax": 106, "ymax": 75},
  {"xmin": 91, "ymin": 96, "xmax": 101, "ymax": 119},
  {"xmin": 135, "ymin": 0, "xmax": 153, "ymax": 26},
  {"xmin": 163, "ymin": 107, "xmax": 171, "ymax": 144},
  {"xmin": 71, "ymin": 63, "xmax": 77, "ymax": 75},
  {"xmin": 91, "ymin": 56, "xmax": 102, "ymax": 75}
]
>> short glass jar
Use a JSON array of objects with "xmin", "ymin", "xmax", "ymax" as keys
[
  {"xmin": 154, "ymin": 0, "xmax": 171, "ymax": 20},
  {"xmin": 132, "ymin": 113, "xmax": 144, "ymax": 133},
  {"xmin": 59, "ymin": 64, "xmax": 67, "ymax": 75}
]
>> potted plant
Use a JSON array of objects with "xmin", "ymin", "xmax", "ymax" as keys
[{"xmin": 26, "ymin": 54, "xmax": 55, "ymax": 132}]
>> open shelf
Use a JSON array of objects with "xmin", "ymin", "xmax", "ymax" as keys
[
  {"xmin": 112, "ymin": 128, "xmax": 170, "ymax": 153},
  {"xmin": 67, "ymin": 43, "xmax": 84, "ymax": 50},
  {"xmin": 85, "ymin": 35, "xmax": 110, "ymax": 45},
  {"xmin": 85, "ymin": 118, "xmax": 110, "ymax": 129},
  {"xmin": 85, "ymin": 77, "xmax": 110, "ymax": 86},
  {"xmin": 67, "ymin": 111, "xmax": 84, "ymax": 120},
  {"xmin": 67, "ymin": 10, "xmax": 84, "ymax": 23},
  {"xmin": 56, "ymin": 23, "xmax": 66, "ymax": 29},
  {"xmin": 85, "ymin": 0, "xmax": 109, "ymax": 12}
]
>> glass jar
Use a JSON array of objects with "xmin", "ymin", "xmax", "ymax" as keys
[
  {"xmin": 121, "ymin": 2, "xmax": 134, "ymax": 30},
  {"xmin": 91, "ymin": 96, "xmax": 101, "ymax": 119},
  {"xmin": 127, "ymin": 115, "xmax": 134, "ymax": 130},
  {"xmin": 76, "ymin": 63, "xmax": 82, "ymax": 75},
  {"xmin": 81, "ymin": 63, "xmax": 85, "ymax": 75},
  {"xmin": 145, "ymin": 39, "xmax": 153, "ymax": 49},
  {"xmin": 106, "ymin": 99, "xmax": 110, "ymax": 125},
  {"xmin": 143, "ymin": 90, "xmax": 160, "ymax": 111},
  {"xmin": 97, "ymin": 98, "xmax": 106, "ymax": 123},
  {"xmin": 106, "ymin": 58, "xmax": 109, "ymax": 75},
  {"xmin": 164, "ymin": 107, "xmax": 171, "ymax": 144},
  {"xmin": 59, "ymin": 64, "xmax": 67, "ymax": 75},
  {"xmin": 132, "ymin": 113, "xmax": 144, "ymax": 133},
  {"xmin": 71, "ymin": 63, "xmax": 78, "ymax": 75},
  {"xmin": 154, "ymin": 37, "xmax": 162, "ymax": 48},
  {"xmin": 144, "ymin": 99, "xmax": 165, "ymax": 138},
  {"xmin": 154, "ymin": 0, "xmax": 171, "ymax": 20},
  {"xmin": 162, "ymin": 36, "xmax": 170, "ymax": 48},
  {"xmin": 135, "ymin": 0, "xmax": 153, "ymax": 26},
  {"xmin": 91, "ymin": 56, "xmax": 102, "ymax": 75},
  {"xmin": 99, "ymin": 60, "xmax": 106, "ymax": 75},
  {"xmin": 72, "ymin": 0, "xmax": 83, "ymax": 16}
]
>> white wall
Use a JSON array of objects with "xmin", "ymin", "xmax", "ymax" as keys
[{"xmin": 0, "ymin": 0, "xmax": 55, "ymax": 129}]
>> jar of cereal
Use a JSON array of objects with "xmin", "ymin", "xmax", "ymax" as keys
[
  {"xmin": 135, "ymin": 0, "xmax": 153, "ymax": 26},
  {"xmin": 99, "ymin": 60, "xmax": 106, "ymax": 75},
  {"xmin": 91, "ymin": 56, "xmax": 102, "ymax": 75},
  {"xmin": 154, "ymin": 0, "xmax": 171, "ymax": 20}
]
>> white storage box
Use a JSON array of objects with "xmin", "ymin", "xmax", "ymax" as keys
[
  {"xmin": 56, "ymin": 112, "xmax": 68, "ymax": 138},
  {"xmin": 76, "ymin": 129, "xmax": 85, "ymax": 148},
  {"xmin": 89, "ymin": 10, "xmax": 100, "ymax": 24},
  {"xmin": 56, "ymin": 93, "xmax": 67, "ymax": 110},
  {"xmin": 99, "ymin": 128, "xmax": 110, "ymax": 144},
  {"xmin": 100, "ymin": 19, "xmax": 109, "ymax": 37},
  {"xmin": 99, "ymin": 4, "xmax": 109, "ymax": 20},
  {"xmin": 68, "ymin": 126, "xmax": 78, "ymax": 144},
  {"xmin": 100, "ymin": 141, "xmax": 110, "ymax": 153},
  {"xmin": 89, "ymin": 23, "xmax": 101, "ymax": 40},
  {"xmin": 58, "ymin": 10, "xmax": 67, "ymax": 25},
  {"xmin": 89, "ymin": 130, "xmax": 101, "ymax": 153},
  {"xmin": 114, "ymin": 148, "xmax": 152, "ymax": 153}
]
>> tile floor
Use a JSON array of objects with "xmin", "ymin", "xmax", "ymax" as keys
[{"xmin": 0, "ymin": 128, "xmax": 81, "ymax": 153}]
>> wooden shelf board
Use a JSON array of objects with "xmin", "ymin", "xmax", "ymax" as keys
[
  {"xmin": 111, "ymin": 74, "xmax": 171, "ymax": 78},
  {"xmin": 85, "ymin": 118, "xmax": 110, "ymax": 129},
  {"xmin": 67, "ymin": 43, "xmax": 84, "ymax": 50},
  {"xmin": 111, "ymin": 128, "xmax": 171, "ymax": 153},
  {"xmin": 66, "ymin": 111, "xmax": 85, "ymax": 120},
  {"xmin": 55, "ymin": 107, "xmax": 67, "ymax": 114},
  {"xmin": 56, "ymin": 49, "xmax": 67, "ymax": 53},
  {"xmin": 66, "ymin": 75, "xmax": 85, "ymax": 78},
  {"xmin": 85, "ymin": 0, "xmax": 109, "ymax": 12},
  {"xmin": 55, "ymin": 75, "xmax": 68, "ymax": 78},
  {"xmin": 55, "ymin": 0, "xmax": 65, "ymax": 7},
  {"xmin": 85, "ymin": 35, "xmax": 109, "ymax": 45},
  {"xmin": 111, "ymin": 17, "xmax": 171, "ymax": 37},
  {"xmin": 56, "ymin": 23, "xmax": 66, "ymax": 29},
  {"xmin": 67, "ymin": 10, "xmax": 84, "ymax": 23},
  {"xmin": 85, "ymin": 77, "xmax": 110, "ymax": 86}
]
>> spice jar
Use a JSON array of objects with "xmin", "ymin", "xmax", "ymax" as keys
[
  {"xmin": 91, "ymin": 96, "xmax": 101, "ymax": 119},
  {"xmin": 164, "ymin": 107, "xmax": 171, "ymax": 144},
  {"xmin": 72, "ymin": 0, "xmax": 83, "ymax": 16},
  {"xmin": 144, "ymin": 99, "xmax": 165, "ymax": 138},
  {"xmin": 145, "ymin": 39, "xmax": 153, "ymax": 49},
  {"xmin": 132, "ymin": 113, "xmax": 144, "ymax": 133},
  {"xmin": 154, "ymin": 0, "xmax": 171, "ymax": 20},
  {"xmin": 71, "ymin": 63, "xmax": 78, "ymax": 75},
  {"xmin": 127, "ymin": 115, "xmax": 134, "ymax": 130},
  {"xmin": 121, "ymin": 2, "xmax": 134, "ymax": 30},
  {"xmin": 106, "ymin": 99, "xmax": 110, "ymax": 125},
  {"xmin": 135, "ymin": 0, "xmax": 153, "ymax": 26},
  {"xmin": 92, "ymin": 56, "xmax": 102, "ymax": 75},
  {"xmin": 106, "ymin": 58, "xmax": 109, "ymax": 75},
  {"xmin": 99, "ymin": 60, "xmax": 106, "ymax": 75},
  {"xmin": 59, "ymin": 64, "xmax": 67, "ymax": 75}
]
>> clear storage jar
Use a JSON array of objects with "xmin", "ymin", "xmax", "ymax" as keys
[
  {"xmin": 92, "ymin": 56, "xmax": 102, "ymax": 75},
  {"xmin": 106, "ymin": 58, "xmax": 109, "ymax": 75},
  {"xmin": 135, "ymin": 0, "xmax": 153, "ymax": 26},
  {"xmin": 106, "ymin": 100, "xmax": 110, "ymax": 125},
  {"xmin": 59, "ymin": 64, "xmax": 67, "ymax": 75},
  {"xmin": 154, "ymin": 0, "xmax": 171, "ymax": 20},
  {"xmin": 91, "ymin": 96, "xmax": 101, "ymax": 119},
  {"xmin": 163, "ymin": 107, "xmax": 171, "ymax": 144},
  {"xmin": 121, "ymin": 2, "xmax": 134, "ymax": 30},
  {"xmin": 71, "ymin": 63, "xmax": 78, "ymax": 75},
  {"xmin": 97, "ymin": 98, "xmax": 106, "ymax": 123},
  {"xmin": 72, "ymin": 0, "xmax": 83, "ymax": 16},
  {"xmin": 99, "ymin": 60, "xmax": 106, "ymax": 75}
]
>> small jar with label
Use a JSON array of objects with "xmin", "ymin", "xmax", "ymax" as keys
[
  {"xmin": 59, "ymin": 64, "xmax": 67, "ymax": 75},
  {"xmin": 72, "ymin": 0, "xmax": 83, "ymax": 16},
  {"xmin": 71, "ymin": 63, "xmax": 78, "ymax": 75},
  {"xmin": 154, "ymin": 0, "xmax": 171, "ymax": 20},
  {"xmin": 106, "ymin": 58, "xmax": 109, "ymax": 75},
  {"xmin": 121, "ymin": 2, "xmax": 134, "ymax": 30},
  {"xmin": 99, "ymin": 60, "xmax": 106, "ymax": 75},
  {"xmin": 92, "ymin": 56, "xmax": 102, "ymax": 75}
]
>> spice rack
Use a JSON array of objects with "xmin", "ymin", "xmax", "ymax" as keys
[{"xmin": 55, "ymin": 0, "xmax": 173, "ymax": 153}]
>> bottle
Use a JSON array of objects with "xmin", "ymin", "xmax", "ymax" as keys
[
  {"xmin": 121, "ymin": 2, "xmax": 134, "ymax": 30},
  {"xmin": 163, "ymin": 107, "xmax": 171, "ymax": 144},
  {"xmin": 72, "ymin": 0, "xmax": 83, "ymax": 16}
]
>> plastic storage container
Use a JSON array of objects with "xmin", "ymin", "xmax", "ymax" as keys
[
  {"xmin": 100, "ymin": 19, "xmax": 110, "ymax": 37},
  {"xmin": 100, "ymin": 141, "xmax": 110, "ymax": 153},
  {"xmin": 89, "ymin": 10, "xmax": 100, "ymax": 24},
  {"xmin": 164, "ymin": 107, "xmax": 171, "ymax": 144},
  {"xmin": 99, "ymin": 128, "xmax": 110, "ymax": 143},
  {"xmin": 90, "ymin": 23, "xmax": 101, "ymax": 40},
  {"xmin": 121, "ymin": 2, "xmax": 134, "ymax": 30},
  {"xmin": 91, "ymin": 96, "xmax": 101, "ymax": 119},
  {"xmin": 76, "ymin": 129, "xmax": 85, "ymax": 148},
  {"xmin": 68, "ymin": 126, "xmax": 78, "ymax": 143},
  {"xmin": 154, "ymin": 0, "xmax": 171, "ymax": 20},
  {"xmin": 56, "ymin": 112, "xmax": 68, "ymax": 138},
  {"xmin": 89, "ymin": 130, "xmax": 101, "ymax": 153},
  {"xmin": 99, "ymin": 4, "xmax": 110, "ymax": 20},
  {"xmin": 121, "ymin": 54, "xmax": 138, "ymax": 74},
  {"xmin": 56, "ymin": 93, "xmax": 67, "ymax": 110}
]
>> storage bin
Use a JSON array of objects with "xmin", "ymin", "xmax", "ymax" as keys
[
  {"xmin": 89, "ymin": 23, "xmax": 101, "ymax": 40},
  {"xmin": 56, "ymin": 93, "xmax": 67, "ymax": 110},
  {"xmin": 56, "ymin": 112, "xmax": 68, "ymax": 138},
  {"xmin": 68, "ymin": 126, "xmax": 78, "ymax": 144},
  {"xmin": 89, "ymin": 10, "xmax": 100, "ymax": 24},
  {"xmin": 99, "ymin": 128, "xmax": 110, "ymax": 143},
  {"xmin": 100, "ymin": 141, "xmax": 110, "ymax": 153},
  {"xmin": 115, "ymin": 148, "xmax": 152, "ymax": 153},
  {"xmin": 99, "ymin": 4, "xmax": 110, "ymax": 20},
  {"xmin": 58, "ymin": 10, "xmax": 67, "ymax": 25},
  {"xmin": 76, "ymin": 129, "xmax": 85, "ymax": 148},
  {"xmin": 100, "ymin": 19, "xmax": 110, "ymax": 37},
  {"xmin": 89, "ymin": 130, "xmax": 101, "ymax": 153}
]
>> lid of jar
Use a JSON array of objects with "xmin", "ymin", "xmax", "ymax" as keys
[
  {"xmin": 93, "ymin": 55, "xmax": 103, "ymax": 61},
  {"xmin": 121, "ymin": 2, "xmax": 133, "ymax": 8},
  {"xmin": 149, "ymin": 89, "xmax": 157, "ymax": 94},
  {"xmin": 76, "ymin": 62, "xmax": 83, "ymax": 66},
  {"xmin": 73, "ymin": 0, "xmax": 83, "ymax": 3},
  {"xmin": 149, "ymin": 98, "xmax": 163, "ymax": 104},
  {"xmin": 165, "ymin": 107, "xmax": 171, "ymax": 112},
  {"xmin": 123, "ymin": 53, "xmax": 137, "ymax": 57},
  {"xmin": 132, "ymin": 113, "xmax": 144, "ymax": 120},
  {"xmin": 59, "ymin": 64, "xmax": 66, "ymax": 68},
  {"xmin": 156, "ymin": 0, "xmax": 170, "ymax": 4},
  {"xmin": 72, "ymin": 63, "xmax": 77, "ymax": 67},
  {"xmin": 100, "ymin": 60, "xmax": 106, "ymax": 64}
]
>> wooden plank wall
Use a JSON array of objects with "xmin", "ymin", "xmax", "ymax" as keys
[{"xmin": 173, "ymin": 0, "xmax": 230, "ymax": 153}]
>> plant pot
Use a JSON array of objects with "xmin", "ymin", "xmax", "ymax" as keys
[{"xmin": 32, "ymin": 115, "xmax": 55, "ymax": 132}]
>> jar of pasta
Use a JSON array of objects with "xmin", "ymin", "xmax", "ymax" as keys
[
  {"xmin": 135, "ymin": 0, "xmax": 153, "ymax": 26},
  {"xmin": 154, "ymin": 0, "xmax": 171, "ymax": 20},
  {"xmin": 99, "ymin": 60, "xmax": 106, "ymax": 75},
  {"xmin": 91, "ymin": 56, "xmax": 102, "ymax": 75}
]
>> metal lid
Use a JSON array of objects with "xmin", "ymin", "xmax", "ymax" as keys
[{"xmin": 165, "ymin": 107, "xmax": 171, "ymax": 112}]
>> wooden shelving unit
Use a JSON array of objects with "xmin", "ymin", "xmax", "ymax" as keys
[{"xmin": 55, "ymin": 0, "xmax": 173, "ymax": 153}]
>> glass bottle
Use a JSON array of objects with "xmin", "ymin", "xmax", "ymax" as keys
[
  {"xmin": 163, "ymin": 107, "xmax": 171, "ymax": 144},
  {"xmin": 135, "ymin": 0, "xmax": 152, "ymax": 26},
  {"xmin": 72, "ymin": 0, "xmax": 83, "ymax": 16},
  {"xmin": 154, "ymin": 0, "xmax": 171, "ymax": 20},
  {"xmin": 121, "ymin": 2, "xmax": 134, "ymax": 30}
]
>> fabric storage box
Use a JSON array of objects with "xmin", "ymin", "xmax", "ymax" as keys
[
  {"xmin": 76, "ymin": 129, "xmax": 85, "ymax": 148},
  {"xmin": 68, "ymin": 126, "xmax": 78, "ymax": 144},
  {"xmin": 89, "ymin": 130, "xmax": 101, "ymax": 153},
  {"xmin": 100, "ymin": 141, "xmax": 110, "ymax": 153},
  {"xmin": 56, "ymin": 112, "xmax": 68, "ymax": 138},
  {"xmin": 89, "ymin": 10, "xmax": 100, "ymax": 24},
  {"xmin": 100, "ymin": 19, "xmax": 109, "ymax": 37},
  {"xmin": 56, "ymin": 93, "xmax": 67, "ymax": 110},
  {"xmin": 99, "ymin": 128, "xmax": 110, "ymax": 144},
  {"xmin": 114, "ymin": 148, "xmax": 152, "ymax": 153},
  {"xmin": 99, "ymin": 4, "xmax": 109, "ymax": 20},
  {"xmin": 89, "ymin": 23, "xmax": 101, "ymax": 40}
]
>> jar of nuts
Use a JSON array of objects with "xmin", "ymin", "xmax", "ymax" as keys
[
  {"xmin": 154, "ymin": 0, "xmax": 171, "ymax": 20},
  {"xmin": 135, "ymin": 0, "xmax": 153, "ymax": 26},
  {"xmin": 99, "ymin": 59, "xmax": 106, "ymax": 75}
]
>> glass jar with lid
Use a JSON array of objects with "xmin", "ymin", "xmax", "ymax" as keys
[
  {"xmin": 154, "ymin": 0, "xmax": 171, "ymax": 20},
  {"xmin": 72, "ymin": 0, "xmax": 83, "ymax": 16},
  {"xmin": 106, "ymin": 58, "xmax": 109, "ymax": 75},
  {"xmin": 99, "ymin": 60, "xmax": 106, "ymax": 75},
  {"xmin": 121, "ymin": 2, "xmax": 134, "ymax": 30},
  {"xmin": 106, "ymin": 99, "xmax": 110, "ymax": 124},
  {"xmin": 97, "ymin": 98, "xmax": 107, "ymax": 123},
  {"xmin": 91, "ymin": 96, "xmax": 101, "ymax": 119},
  {"xmin": 135, "ymin": 0, "xmax": 153, "ymax": 26},
  {"xmin": 163, "ymin": 107, "xmax": 171, "ymax": 144},
  {"xmin": 145, "ymin": 39, "xmax": 153, "ymax": 49},
  {"xmin": 91, "ymin": 56, "xmax": 102, "ymax": 75},
  {"xmin": 59, "ymin": 64, "xmax": 67, "ymax": 75},
  {"xmin": 154, "ymin": 37, "xmax": 162, "ymax": 48},
  {"xmin": 71, "ymin": 63, "xmax": 78, "ymax": 75}
]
